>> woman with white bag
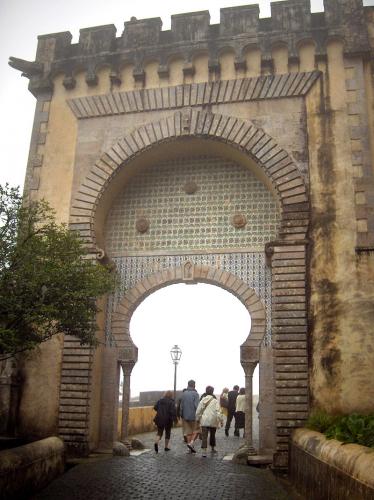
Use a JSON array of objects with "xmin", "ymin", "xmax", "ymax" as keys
[{"xmin": 195, "ymin": 385, "xmax": 224, "ymax": 457}]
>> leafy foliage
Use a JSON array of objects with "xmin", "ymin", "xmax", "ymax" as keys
[
  {"xmin": 306, "ymin": 410, "xmax": 374, "ymax": 448},
  {"xmin": 325, "ymin": 414, "xmax": 374, "ymax": 448},
  {"xmin": 0, "ymin": 184, "xmax": 115, "ymax": 359},
  {"xmin": 306, "ymin": 410, "xmax": 338, "ymax": 434}
]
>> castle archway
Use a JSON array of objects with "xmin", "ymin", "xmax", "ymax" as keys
[
  {"xmin": 106, "ymin": 264, "xmax": 266, "ymax": 453},
  {"xmin": 61, "ymin": 110, "xmax": 310, "ymax": 466}
]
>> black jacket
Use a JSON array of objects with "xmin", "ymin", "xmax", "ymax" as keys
[
  {"xmin": 227, "ymin": 390, "xmax": 239, "ymax": 412},
  {"xmin": 154, "ymin": 397, "xmax": 177, "ymax": 427}
]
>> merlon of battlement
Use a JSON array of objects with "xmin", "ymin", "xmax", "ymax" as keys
[
  {"xmin": 33, "ymin": 0, "xmax": 369, "ymax": 61},
  {"xmin": 9, "ymin": 0, "xmax": 372, "ymax": 96}
]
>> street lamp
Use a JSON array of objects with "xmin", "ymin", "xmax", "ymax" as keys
[{"xmin": 170, "ymin": 345, "xmax": 182, "ymax": 401}]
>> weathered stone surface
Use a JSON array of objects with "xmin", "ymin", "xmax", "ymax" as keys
[
  {"xmin": 291, "ymin": 428, "xmax": 374, "ymax": 498},
  {"xmin": 112, "ymin": 441, "xmax": 130, "ymax": 457},
  {"xmin": 0, "ymin": 437, "xmax": 64, "ymax": 499},
  {"xmin": 130, "ymin": 438, "xmax": 145, "ymax": 450}
]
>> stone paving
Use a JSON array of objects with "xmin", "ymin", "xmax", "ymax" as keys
[{"xmin": 34, "ymin": 428, "xmax": 295, "ymax": 500}]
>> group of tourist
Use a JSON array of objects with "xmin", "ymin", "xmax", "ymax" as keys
[
  {"xmin": 153, "ymin": 380, "xmax": 246, "ymax": 457},
  {"xmin": 219, "ymin": 385, "xmax": 246, "ymax": 438}
]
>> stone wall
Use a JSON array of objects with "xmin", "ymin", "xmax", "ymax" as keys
[
  {"xmin": 118, "ymin": 406, "xmax": 156, "ymax": 437},
  {"xmin": 290, "ymin": 429, "xmax": 374, "ymax": 499},
  {"xmin": 305, "ymin": 42, "xmax": 374, "ymax": 415},
  {"xmin": 0, "ymin": 437, "xmax": 64, "ymax": 499},
  {"xmin": 117, "ymin": 406, "xmax": 182, "ymax": 437}
]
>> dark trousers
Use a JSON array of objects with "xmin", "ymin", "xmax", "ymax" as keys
[
  {"xmin": 225, "ymin": 409, "xmax": 235, "ymax": 430},
  {"xmin": 157, "ymin": 424, "xmax": 172, "ymax": 440},
  {"xmin": 201, "ymin": 426, "xmax": 216, "ymax": 449}
]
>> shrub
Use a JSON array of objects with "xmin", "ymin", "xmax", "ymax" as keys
[
  {"xmin": 325, "ymin": 414, "xmax": 374, "ymax": 448},
  {"xmin": 306, "ymin": 411, "xmax": 338, "ymax": 433},
  {"xmin": 306, "ymin": 411, "xmax": 374, "ymax": 448}
]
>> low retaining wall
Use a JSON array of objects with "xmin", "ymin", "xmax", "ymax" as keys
[
  {"xmin": 118, "ymin": 406, "xmax": 156, "ymax": 437},
  {"xmin": 0, "ymin": 436, "xmax": 65, "ymax": 499},
  {"xmin": 290, "ymin": 428, "xmax": 374, "ymax": 500},
  {"xmin": 118, "ymin": 406, "xmax": 182, "ymax": 437}
]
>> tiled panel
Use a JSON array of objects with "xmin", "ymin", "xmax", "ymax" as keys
[{"xmin": 104, "ymin": 156, "xmax": 281, "ymax": 253}]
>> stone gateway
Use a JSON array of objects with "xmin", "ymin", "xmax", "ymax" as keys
[{"xmin": 9, "ymin": 0, "xmax": 374, "ymax": 468}]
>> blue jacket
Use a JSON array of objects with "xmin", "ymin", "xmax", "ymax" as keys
[{"xmin": 180, "ymin": 388, "xmax": 199, "ymax": 421}]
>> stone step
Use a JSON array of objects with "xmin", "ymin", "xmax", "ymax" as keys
[{"xmin": 247, "ymin": 454, "xmax": 273, "ymax": 466}]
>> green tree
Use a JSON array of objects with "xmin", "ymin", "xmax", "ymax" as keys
[{"xmin": 0, "ymin": 184, "xmax": 115, "ymax": 360}]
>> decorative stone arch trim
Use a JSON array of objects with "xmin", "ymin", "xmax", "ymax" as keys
[
  {"xmin": 66, "ymin": 73, "xmax": 320, "ymax": 119},
  {"xmin": 69, "ymin": 109, "xmax": 310, "ymax": 254},
  {"xmin": 111, "ymin": 263, "xmax": 265, "ymax": 447},
  {"xmin": 111, "ymin": 263, "xmax": 265, "ymax": 361}
]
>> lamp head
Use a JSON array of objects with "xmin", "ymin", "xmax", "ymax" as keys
[{"xmin": 170, "ymin": 344, "xmax": 182, "ymax": 363}]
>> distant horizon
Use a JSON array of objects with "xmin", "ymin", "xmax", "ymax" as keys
[{"xmin": 129, "ymin": 390, "xmax": 260, "ymax": 400}]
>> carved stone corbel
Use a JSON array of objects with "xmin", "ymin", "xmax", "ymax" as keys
[
  {"xmin": 8, "ymin": 57, "xmax": 43, "ymax": 78},
  {"xmin": 86, "ymin": 68, "xmax": 98, "ymax": 87}
]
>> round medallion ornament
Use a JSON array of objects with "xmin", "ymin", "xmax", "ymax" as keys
[
  {"xmin": 232, "ymin": 214, "xmax": 247, "ymax": 229},
  {"xmin": 184, "ymin": 181, "xmax": 198, "ymax": 195},
  {"xmin": 136, "ymin": 217, "xmax": 150, "ymax": 234}
]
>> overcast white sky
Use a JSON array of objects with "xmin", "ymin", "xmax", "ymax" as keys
[
  {"xmin": 1, "ymin": 0, "xmax": 372, "ymax": 398},
  {"xmin": 130, "ymin": 283, "xmax": 252, "ymax": 397}
]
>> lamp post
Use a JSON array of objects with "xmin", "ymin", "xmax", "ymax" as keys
[{"xmin": 170, "ymin": 345, "xmax": 182, "ymax": 401}]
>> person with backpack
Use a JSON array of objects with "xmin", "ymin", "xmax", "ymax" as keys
[
  {"xmin": 219, "ymin": 387, "xmax": 229, "ymax": 417},
  {"xmin": 195, "ymin": 385, "xmax": 224, "ymax": 457},
  {"xmin": 153, "ymin": 390, "xmax": 178, "ymax": 453}
]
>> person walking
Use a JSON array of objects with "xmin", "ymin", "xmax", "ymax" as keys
[
  {"xmin": 234, "ymin": 387, "xmax": 245, "ymax": 437},
  {"xmin": 219, "ymin": 387, "xmax": 229, "ymax": 418},
  {"xmin": 176, "ymin": 388, "xmax": 188, "ymax": 443},
  {"xmin": 180, "ymin": 379, "xmax": 199, "ymax": 453},
  {"xmin": 225, "ymin": 385, "xmax": 239, "ymax": 436},
  {"xmin": 195, "ymin": 385, "xmax": 224, "ymax": 457},
  {"xmin": 153, "ymin": 390, "xmax": 178, "ymax": 453}
]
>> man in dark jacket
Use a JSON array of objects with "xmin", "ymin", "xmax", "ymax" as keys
[{"xmin": 225, "ymin": 385, "xmax": 239, "ymax": 436}]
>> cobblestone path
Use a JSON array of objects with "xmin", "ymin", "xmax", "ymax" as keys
[{"xmin": 34, "ymin": 428, "xmax": 294, "ymax": 500}]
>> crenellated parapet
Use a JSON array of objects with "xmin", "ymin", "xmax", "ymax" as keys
[{"xmin": 9, "ymin": 0, "xmax": 371, "ymax": 96}]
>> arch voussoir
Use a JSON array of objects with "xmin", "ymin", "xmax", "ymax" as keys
[
  {"xmin": 137, "ymin": 126, "xmax": 151, "ymax": 147},
  {"xmin": 218, "ymin": 270, "xmax": 231, "ymax": 286},
  {"xmin": 226, "ymin": 118, "xmax": 242, "ymax": 142},
  {"xmin": 144, "ymin": 123, "xmax": 157, "ymax": 144},
  {"xmin": 102, "ymin": 151, "xmax": 121, "ymax": 169},
  {"xmin": 125, "ymin": 134, "xmax": 139, "ymax": 154},
  {"xmin": 233, "ymin": 280, "xmax": 248, "ymax": 295},
  {"xmin": 246, "ymin": 129, "xmax": 266, "ymax": 152},
  {"xmin": 220, "ymin": 116, "xmax": 237, "ymax": 140},
  {"xmin": 212, "ymin": 268, "xmax": 225, "ymax": 283},
  {"xmin": 277, "ymin": 174, "xmax": 303, "ymax": 190},
  {"xmin": 283, "ymin": 194, "xmax": 308, "ymax": 204},
  {"xmin": 110, "ymin": 145, "xmax": 128, "ymax": 164}
]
